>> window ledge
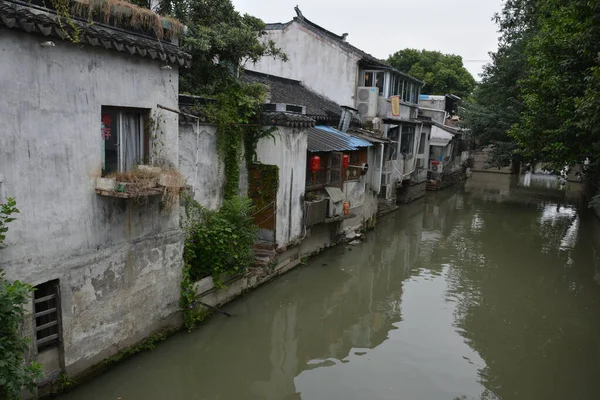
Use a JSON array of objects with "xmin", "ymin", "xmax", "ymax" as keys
[{"xmin": 95, "ymin": 188, "xmax": 164, "ymax": 199}]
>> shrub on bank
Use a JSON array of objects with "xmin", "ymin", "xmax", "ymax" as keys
[{"xmin": 183, "ymin": 196, "xmax": 257, "ymax": 282}]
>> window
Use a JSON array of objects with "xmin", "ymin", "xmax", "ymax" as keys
[
  {"xmin": 390, "ymin": 75, "xmax": 398, "ymax": 96},
  {"xmin": 34, "ymin": 280, "xmax": 60, "ymax": 351},
  {"xmin": 327, "ymin": 152, "xmax": 343, "ymax": 187},
  {"xmin": 400, "ymin": 126, "xmax": 416, "ymax": 155},
  {"xmin": 402, "ymin": 81, "xmax": 410, "ymax": 102},
  {"xmin": 390, "ymin": 74, "xmax": 405, "ymax": 97},
  {"xmin": 306, "ymin": 153, "xmax": 326, "ymax": 189},
  {"xmin": 101, "ymin": 107, "xmax": 149, "ymax": 175},
  {"xmin": 364, "ymin": 71, "xmax": 374, "ymax": 87},
  {"xmin": 418, "ymin": 131, "xmax": 427, "ymax": 154},
  {"xmin": 361, "ymin": 70, "xmax": 385, "ymax": 95},
  {"xmin": 375, "ymin": 72, "xmax": 384, "ymax": 95}
]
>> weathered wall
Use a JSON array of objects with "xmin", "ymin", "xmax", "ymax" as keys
[
  {"xmin": 419, "ymin": 108, "xmax": 446, "ymax": 125},
  {"xmin": 179, "ymin": 122, "xmax": 224, "ymax": 210},
  {"xmin": 471, "ymin": 148, "xmax": 512, "ymax": 174},
  {"xmin": 0, "ymin": 32, "xmax": 183, "ymax": 376},
  {"xmin": 179, "ymin": 121, "xmax": 251, "ymax": 210},
  {"xmin": 251, "ymin": 22, "xmax": 361, "ymax": 107},
  {"xmin": 255, "ymin": 126, "xmax": 308, "ymax": 247}
]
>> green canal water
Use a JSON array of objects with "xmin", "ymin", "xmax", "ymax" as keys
[{"xmin": 62, "ymin": 180, "xmax": 600, "ymax": 400}]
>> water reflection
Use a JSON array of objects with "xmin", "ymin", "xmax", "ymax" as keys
[{"xmin": 62, "ymin": 183, "xmax": 600, "ymax": 400}]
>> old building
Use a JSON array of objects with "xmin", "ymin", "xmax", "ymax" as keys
[
  {"xmin": 418, "ymin": 95, "xmax": 469, "ymax": 190},
  {"xmin": 250, "ymin": 6, "xmax": 425, "ymax": 205},
  {"xmin": 0, "ymin": 0, "xmax": 189, "ymax": 383}
]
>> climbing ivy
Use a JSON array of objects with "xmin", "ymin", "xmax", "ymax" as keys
[
  {"xmin": 0, "ymin": 198, "xmax": 42, "ymax": 400},
  {"xmin": 0, "ymin": 198, "xmax": 19, "ymax": 247},
  {"xmin": 204, "ymin": 82, "xmax": 276, "ymax": 199}
]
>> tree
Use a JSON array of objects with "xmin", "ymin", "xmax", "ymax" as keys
[
  {"xmin": 509, "ymin": 0, "xmax": 600, "ymax": 172},
  {"xmin": 387, "ymin": 49, "xmax": 476, "ymax": 99},
  {"xmin": 0, "ymin": 199, "xmax": 42, "ymax": 400},
  {"xmin": 459, "ymin": 1, "xmax": 535, "ymax": 167},
  {"xmin": 138, "ymin": 0, "xmax": 286, "ymax": 95},
  {"xmin": 462, "ymin": 0, "xmax": 600, "ymax": 176}
]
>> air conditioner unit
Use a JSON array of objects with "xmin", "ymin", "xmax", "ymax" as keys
[
  {"xmin": 430, "ymin": 162, "xmax": 444, "ymax": 173},
  {"xmin": 356, "ymin": 86, "xmax": 379, "ymax": 117}
]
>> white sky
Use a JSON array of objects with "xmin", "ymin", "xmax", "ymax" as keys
[{"xmin": 232, "ymin": 0, "xmax": 503, "ymax": 80}]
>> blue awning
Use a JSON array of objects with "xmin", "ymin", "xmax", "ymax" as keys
[{"xmin": 307, "ymin": 125, "xmax": 373, "ymax": 153}]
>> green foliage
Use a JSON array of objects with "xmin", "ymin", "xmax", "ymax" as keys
[
  {"xmin": 204, "ymin": 82, "xmax": 274, "ymax": 199},
  {"xmin": 180, "ymin": 266, "xmax": 210, "ymax": 331},
  {"xmin": 463, "ymin": 0, "xmax": 600, "ymax": 184},
  {"xmin": 0, "ymin": 272, "xmax": 42, "ymax": 400},
  {"xmin": 387, "ymin": 49, "xmax": 476, "ymax": 99},
  {"xmin": 146, "ymin": 0, "xmax": 286, "ymax": 95},
  {"xmin": 0, "ymin": 198, "xmax": 19, "ymax": 247},
  {"xmin": 509, "ymin": 0, "xmax": 600, "ymax": 172},
  {"xmin": 54, "ymin": 373, "xmax": 75, "ymax": 393},
  {"xmin": 183, "ymin": 196, "xmax": 257, "ymax": 283}
]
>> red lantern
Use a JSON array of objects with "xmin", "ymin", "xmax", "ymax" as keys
[
  {"xmin": 310, "ymin": 155, "xmax": 321, "ymax": 172},
  {"xmin": 342, "ymin": 154, "xmax": 350, "ymax": 169}
]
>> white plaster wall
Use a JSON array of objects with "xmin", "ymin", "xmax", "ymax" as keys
[
  {"xmin": 251, "ymin": 23, "xmax": 361, "ymax": 107},
  {"xmin": 179, "ymin": 122, "xmax": 224, "ymax": 210},
  {"xmin": 0, "ymin": 32, "xmax": 180, "ymax": 263},
  {"xmin": 255, "ymin": 127, "xmax": 307, "ymax": 247},
  {"xmin": 344, "ymin": 179, "xmax": 366, "ymax": 209},
  {"xmin": 0, "ymin": 32, "xmax": 183, "ymax": 374}
]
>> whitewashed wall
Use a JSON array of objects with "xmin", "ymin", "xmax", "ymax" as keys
[
  {"xmin": 255, "ymin": 127, "xmax": 308, "ymax": 247},
  {"xmin": 251, "ymin": 22, "xmax": 361, "ymax": 107},
  {"xmin": 0, "ymin": 31, "xmax": 183, "ymax": 376}
]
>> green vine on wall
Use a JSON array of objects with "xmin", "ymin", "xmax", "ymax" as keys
[
  {"xmin": 204, "ymin": 82, "xmax": 276, "ymax": 199},
  {"xmin": 0, "ymin": 199, "xmax": 43, "ymax": 400}
]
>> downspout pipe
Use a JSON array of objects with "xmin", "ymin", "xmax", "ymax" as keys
[
  {"xmin": 377, "ymin": 143, "xmax": 384, "ymax": 194},
  {"xmin": 157, "ymin": 104, "xmax": 201, "ymax": 192}
]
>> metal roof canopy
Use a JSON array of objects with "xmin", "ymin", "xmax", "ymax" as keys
[{"xmin": 307, "ymin": 125, "xmax": 373, "ymax": 153}]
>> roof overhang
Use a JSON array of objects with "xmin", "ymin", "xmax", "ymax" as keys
[
  {"xmin": 430, "ymin": 125, "xmax": 455, "ymax": 147},
  {"xmin": 308, "ymin": 125, "xmax": 373, "ymax": 152}
]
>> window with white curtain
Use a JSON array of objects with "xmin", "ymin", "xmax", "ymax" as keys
[{"xmin": 101, "ymin": 107, "xmax": 148, "ymax": 174}]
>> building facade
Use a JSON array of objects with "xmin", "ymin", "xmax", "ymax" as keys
[
  {"xmin": 0, "ymin": 0, "xmax": 189, "ymax": 382},
  {"xmin": 250, "ymin": 6, "xmax": 425, "ymax": 204}
]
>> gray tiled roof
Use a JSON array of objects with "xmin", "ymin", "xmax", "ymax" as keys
[
  {"xmin": 243, "ymin": 70, "xmax": 343, "ymax": 122},
  {"xmin": 0, "ymin": 0, "xmax": 191, "ymax": 67}
]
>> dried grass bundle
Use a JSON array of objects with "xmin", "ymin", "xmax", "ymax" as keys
[{"xmin": 72, "ymin": 0, "xmax": 184, "ymax": 39}]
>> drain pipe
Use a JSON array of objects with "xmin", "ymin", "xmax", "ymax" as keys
[
  {"xmin": 377, "ymin": 143, "xmax": 384, "ymax": 194},
  {"xmin": 157, "ymin": 104, "xmax": 201, "ymax": 192}
]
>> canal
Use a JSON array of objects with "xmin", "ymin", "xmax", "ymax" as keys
[{"xmin": 62, "ymin": 183, "xmax": 600, "ymax": 400}]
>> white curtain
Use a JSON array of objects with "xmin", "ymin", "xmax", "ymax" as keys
[{"xmin": 122, "ymin": 112, "xmax": 141, "ymax": 171}]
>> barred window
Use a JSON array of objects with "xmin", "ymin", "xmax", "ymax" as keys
[{"xmin": 34, "ymin": 280, "xmax": 60, "ymax": 351}]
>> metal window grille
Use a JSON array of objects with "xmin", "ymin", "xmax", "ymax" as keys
[{"xmin": 34, "ymin": 280, "xmax": 60, "ymax": 351}]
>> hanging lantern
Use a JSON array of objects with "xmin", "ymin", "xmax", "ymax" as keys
[
  {"xmin": 310, "ymin": 155, "xmax": 321, "ymax": 172},
  {"xmin": 342, "ymin": 154, "xmax": 350, "ymax": 169}
]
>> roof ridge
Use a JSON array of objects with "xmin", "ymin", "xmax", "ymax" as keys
[{"xmin": 243, "ymin": 69, "xmax": 303, "ymax": 85}]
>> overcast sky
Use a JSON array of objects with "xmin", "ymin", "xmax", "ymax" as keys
[{"xmin": 232, "ymin": 0, "xmax": 503, "ymax": 80}]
